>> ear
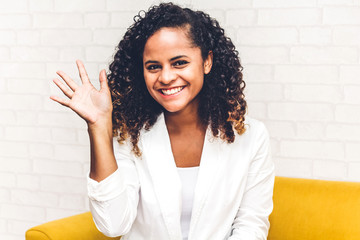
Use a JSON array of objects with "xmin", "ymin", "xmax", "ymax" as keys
[{"xmin": 204, "ymin": 51, "xmax": 213, "ymax": 74}]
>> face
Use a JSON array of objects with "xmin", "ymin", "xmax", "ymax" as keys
[{"xmin": 143, "ymin": 27, "xmax": 212, "ymax": 114}]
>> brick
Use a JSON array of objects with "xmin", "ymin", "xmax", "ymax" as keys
[
  {"xmin": 0, "ymin": 141, "xmax": 28, "ymax": 158},
  {"xmin": 41, "ymin": 30, "xmax": 92, "ymax": 46},
  {"xmin": 333, "ymin": 26, "xmax": 360, "ymax": 45},
  {"xmin": 237, "ymin": 27, "xmax": 298, "ymax": 46},
  {"xmin": 258, "ymin": 9, "xmax": 321, "ymax": 26},
  {"xmin": 0, "ymin": 188, "xmax": 10, "ymax": 203},
  {"xmin": 54, "ymin": 144, "xmax": 89, "ymax": 162},
  {"xmin": 59, "ymin": 47, "xmax": 84, "ymax": 62},
  {"xmin": 0, "ymin": 48, "xmax": 10, "ymax": 61},
  {"xmin": 0, "ymin": 218, "xmax": 6, "ymax": 233},
  {"xmin": 326, "ymin": 124, "xmax": 360, "ymax": 141},
  {"xmin": 85, "ymin": 13, "xmax": 110, "ymax": 28},
  {"xmin": 0, "ymin": 204, "xmax": 45, "ymax": 222},
  {"xmin": 29, "ymin": 143, "xmax": 53, "ymax": 158},
  {"xmin": 54, "ymin": 0, "xmax": 106, "ymax": 12},
  {"xmin": 29, "ymin": 0, "xmax": 54, "ymax": 11},
  {"xmin": 0, "ymin": 110, "xmax": 16, "ymax": 124},
  {"xmin": 93, "ymin": 29, "xmax": 123, "ymax": 46},
  {"xmin": 46, "ymin": 208, "xmax": 85, "ymax": 222},
  {"xmin": 313, "ymin": 160, "xmax": 346, "ymax": 180},
  {"xmin": 0, "ymin": 63, "xmax": 45, "ymax": 78},
  {"xmin": 335, "ymin": 105, "xmax": 360, "ymax": 123},
  {"xmin": 340, "ymin": 66, "xmax": 360, "ymax": 84},
  {"xmin": 0, "ymin": 30, "xmax": 16, "ymax": 45},
  {"xmin": 0, "ymin": 95, "xmax": 43, "ymax": 110},
  {"xmin": 290, "ymin": 47, "xmax": 358, "ymax": 64},
  {"xmin": 280, "ymin": 140, "xmax": 344, "ymax": 160},
  {"xmin": 51, "ymin": 128, "xmax": 77, "ymax": 143},
  {"xmin": 243, "ymin": 65, "xmax": 273, "ymax": 83},
  {"xmin": 77, "ymin": 129, "xmax": 89, "ymax": 144},
  {"xmin": 17, "ymin": 31, "xmax": 41, "ymax": 45},
  {"xmin": 299, "ymin": 27, "xmax": 332, "ymax": 45},
  {"xmin": 34, "ymin": 159, "xmax": 83, "ymax": 177},
  {"xmin": 0, "ymin": 173, "xmax": 16, "ymax": 188},
  {"xmin": 296, "ymin": 122, "xmax": 325, "ymax": 140},
  {"xmin": 318, "ymin": 0, "xmax": 354, "ymax": 5},
  {"xmin": 346, "ymin": 143, "xmax": 360, "ymax": 160},
  {"xmin": 5, "ymin": 126, "xmax": 51, "ymax": 142},
  {"xmin": 284, "ymin": 84, "xmax": 341, "ymax": 103},
  {"xmin": 268, "ymin": 103, "xmax": 333, "ymax": 121},
  {"xmin": 0, "ymin": 234, "xmax": 24, "ymax": 240},
  {"xmin": 16, "ymin": 111, "xmax": 38, "ymax": 126},
  {"xmin": 41, "ymin": 176, "xmax": 86, "ymax": 194},
  {"xmin": 7, "ymin": 79, "xmax": 49, "ymax": 94},
  {"xmin": 225, "ymin": 10, "xmax": 256, "ymax": 27},
  {"xmin": 323, "ymin": 7, "xmax": 360, "ymax": 24},
  {"xmin": 85, "ymin": 46, "xmax": 115, "ymax": 62},
  {"xmin": 17, "ymin": 174, "xmax": 40, "ymax": 190},
  {"xmin": 274, "ymin": 158, "xmax": 313, "ymax": 178},
  {"xmin": 245, "ymin": 83, "xmax": 283, "ymax": 101},
  {"xmin": 275, "ymin": 65, "xmax": 338, "ymax": 83},
  {"xmin": 0, "ymin": 157, "xmax": 31, "ymax": 172},
  {"xmin": 59, "ymin": 195, "xmax": 85, "ymax": 209},
  {"xmin": 110, "ymin": 12, "xmax": 138, "ymax": 28},
  {"xmin": 344, "ymin": 85, "xmax": 360, "ymax": 103},
  {"xmin": 11, "ymin": 190, "xmax": 58, "ymax": 207},
  {"xmin": 11, "ymin": 46, "xmax": 59, "ymax": 62},
  {"xmin": 0, "ymin": 14, "xmax": 31, "ymax": 29},
  {"xmin": 0, "ymin": 1, "xmax": 27, "ymax": 13},
  {"xmin": 246, "ymin": 102, "xmax": 267, "ymax": 120},
  {"xmin": 0, "ymin": 78, "xmax": 6, "ymax": 93},
  {"xmin": 204, "ymin": 9, "xmax": 225, "ymax": 27},
  {"xmin": 38, "ymin": 112, "xmax": 86, "ymax": 129},
  {"xmin": 46, "ymin": 62, "xmax": 99, "ymax": 82},
  {"xmin": 254, "ymin": 0, "xmax": 317, "ymax": 7},
  {"xmin": 239, "ymin": 47, "xmax": 289, "ymax": 64},
  {"xmin": 264, "ymin": 121, "xmax": 296, "ymax": 139},
  {"xmin": 33, "ymin": 14, "xmax": 83, "ymax": 28},
  {"xmin": 348, "ymin": 163, "xmax": 360, "ymax": 181},
  {"xmin": 191, "ymin": 0, "xmax": 252, "ymax": 9}
]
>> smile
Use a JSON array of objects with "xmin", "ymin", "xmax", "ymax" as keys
[{"xmin": 160, "ymin": 86, "xmax": 185, "ymax": 96}]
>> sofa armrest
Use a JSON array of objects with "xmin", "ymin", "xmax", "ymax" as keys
[{"xmin": 25, "ymin": 212, "xmax": 121, "ymax": 240}]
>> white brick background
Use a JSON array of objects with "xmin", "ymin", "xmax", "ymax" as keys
[{"xmin": 0, "ymin": 0, "xmax": 359, "ymax": 239}]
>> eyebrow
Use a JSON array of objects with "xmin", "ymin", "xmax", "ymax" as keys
[{"xmin": 144, "ymin": 55, "xmax": 187, "ymax": 65}]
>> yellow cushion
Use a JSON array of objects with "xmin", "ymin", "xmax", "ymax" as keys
[
  {"xmin": 25, "ymin": 212, "xmax": 120, "ymax": 240},
  {"xmin": 268, "ymin": 176, "xmax": 360, "ymax": 240}
]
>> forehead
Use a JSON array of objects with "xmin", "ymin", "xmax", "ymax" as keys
[{"xmin": 143, "ymin": 27, "xmax": 199, "ymax": 59}]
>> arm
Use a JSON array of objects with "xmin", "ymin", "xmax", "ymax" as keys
[
  {"xmin": 51, "ymin": 60, "xmax": 139, "ymax": 237},
  {"xmin": 229, "ymin": 123, "xmax": 275, "ymax": 240}
]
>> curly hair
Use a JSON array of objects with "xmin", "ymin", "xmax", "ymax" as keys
[{"xmin": 108, "ymin": 2, "xmax": 247, "ymax": 156}]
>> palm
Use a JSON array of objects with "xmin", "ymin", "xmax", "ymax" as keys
[{"xmin": 51, "ymin": 60, "xmax": 112, "ymax": 125}]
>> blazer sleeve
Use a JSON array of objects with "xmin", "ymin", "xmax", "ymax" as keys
[
  {"xmin": 87, "ymin": 138, "xmax": 140, "ymax": 237},
  {"xmin": 228, "ymin": 122, "xmax": 275, "ymax": 240}
]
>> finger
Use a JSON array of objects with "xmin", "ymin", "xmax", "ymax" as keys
[
  {"xmin": 50, "ymin": 95, "xmax": 70, "ymax": 107},
  {"xmin": 53, "ymin": 78, "xmax": 73, "ymax": 99},
  {"xmin": 76, "ymin": 60, "xmax": 90, "ymax": 84},
  {"xmin": 99, "ymin": 69, "xmax": 109, "ymax": 92},
  {"xmin": 56, "ymin": 70, "xmax": 78, "ymax": 91}
]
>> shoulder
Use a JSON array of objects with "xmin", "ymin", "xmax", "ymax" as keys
[{"xmin": 242, "ymin": 116, "xmax": 269, "ymax": 138}]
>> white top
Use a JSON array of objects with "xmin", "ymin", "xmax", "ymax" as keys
[
  {"xmin": 177, "ymin": 166, "xmax": 199, "ymax": 240},
  {"xmin": 87, "ymin": 115, "xmax": 275, "ymax": 240}
]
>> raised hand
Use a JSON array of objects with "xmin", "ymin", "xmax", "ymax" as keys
[{"xmin": 50, "ymin": 60, "xmax": 113, "ymax": 127}]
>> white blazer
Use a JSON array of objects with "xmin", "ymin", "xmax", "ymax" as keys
[{"xmin": 88, "ymin": 114, "xmax": 275, "ymax": 240}]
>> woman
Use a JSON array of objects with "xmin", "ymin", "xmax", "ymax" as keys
[{"xmin": 51, "ymin": 3, "xmax": 274, "ymax": 240}]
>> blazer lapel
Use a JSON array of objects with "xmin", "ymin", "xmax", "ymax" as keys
[{"xmin": 141, "ymin": 114, "xmax": 183, "ymax": 240}]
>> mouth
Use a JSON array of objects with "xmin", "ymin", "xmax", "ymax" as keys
[{"xmin": 159, "ymin": 86, "xmax": 185, "ymax": 96}]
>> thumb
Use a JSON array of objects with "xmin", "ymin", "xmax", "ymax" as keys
[{"xmin": 99, "ymin": 69, "xmax": 109, "ymax": 92}]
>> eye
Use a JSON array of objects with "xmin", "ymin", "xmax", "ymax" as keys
[
  {"xmin": 146, "ymin": 65, "xmax": 161, "ymax": 71},
  {"xmin": 173, "ymin": 60, "xmax": 189, "ymax": 67}
]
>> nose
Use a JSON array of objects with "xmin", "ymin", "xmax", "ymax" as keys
[{"xmin": 159, "ymin": 65, "xmax": 176, "ymax": 85}]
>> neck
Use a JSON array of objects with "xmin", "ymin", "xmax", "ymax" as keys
[{"xmin": 164, "ymin": 100, "xmax": 205, "ymax": 133}]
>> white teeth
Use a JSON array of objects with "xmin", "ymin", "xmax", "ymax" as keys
[{"xmin": 161, "ymin": 87, "xmax": 183, "ymax": 96}]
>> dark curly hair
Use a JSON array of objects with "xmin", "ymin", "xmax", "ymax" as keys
[{"xmin": 108, "ymin": 2, "xmax": 247, "ymax": 156}]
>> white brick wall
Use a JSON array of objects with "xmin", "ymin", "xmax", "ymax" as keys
[{"xmin": 0, "ymin": 0, "xmax": 360, "ymax": 239}]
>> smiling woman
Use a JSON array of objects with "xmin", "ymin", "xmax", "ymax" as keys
[{"xmin": 50, "ymin": 2, "xmax": 274, "ymax": 240}]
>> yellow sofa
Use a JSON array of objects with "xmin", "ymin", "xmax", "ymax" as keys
[{"xmin": 26, "ymin": 176, "xmax": 360, "ymax": 240}]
